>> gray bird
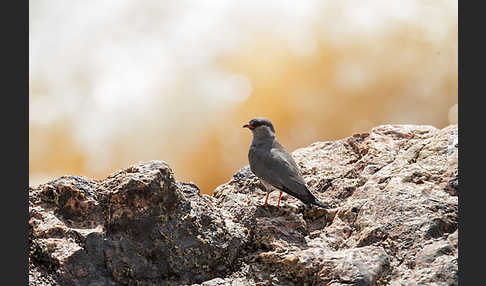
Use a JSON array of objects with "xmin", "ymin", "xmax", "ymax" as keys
[{"xmin": 243, "ymin": 117, "xmax": 329, "ymax": 208}]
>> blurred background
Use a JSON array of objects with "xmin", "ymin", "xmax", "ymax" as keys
[{"xmin": 29, "ymin": 0, "xmax": 458, "ymax": 194}]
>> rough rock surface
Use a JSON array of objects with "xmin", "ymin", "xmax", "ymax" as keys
[{"xmin": 29, "ymin": 124, "xmax": 458, "ymax": 286}]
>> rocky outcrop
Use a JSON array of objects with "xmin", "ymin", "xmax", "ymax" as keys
[{"xmin": 29, "ymin": 124, "xmax": 458, "ymax": 286}]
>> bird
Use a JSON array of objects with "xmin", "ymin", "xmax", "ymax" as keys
[{"xmin": 242, "ymin": 117, "xmax": 329, "ymax": 209}]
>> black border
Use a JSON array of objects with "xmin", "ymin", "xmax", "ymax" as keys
[
  {"xmin": 4, "ymin": 0, "xmax": 29, "ymax": 284},
  {"xmin": 458, "ymin": 0, "xmax": 478, "ymax": 285}
]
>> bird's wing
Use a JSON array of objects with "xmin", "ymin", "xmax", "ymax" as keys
[
  {"xmin": 270, "ymin": 143, "xmax": 309, "ymax": 187},
  {"xmin": 250, "ymin": 140, "xmax": 315, "ymax": 203}
]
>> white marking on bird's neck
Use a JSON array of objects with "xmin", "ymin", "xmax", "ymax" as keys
[{"xmin": 251, "ymin": 126, "xmax": 275, "ymax": 142}]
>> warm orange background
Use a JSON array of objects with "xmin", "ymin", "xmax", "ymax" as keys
[{"xmin": 29, "ymin": 1, "xmax": 458, "ymax": 194}]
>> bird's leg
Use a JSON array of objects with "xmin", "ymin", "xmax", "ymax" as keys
[
  {"xmin": 261, "ymin": 180, "xmax": 274, "ymax": 207},
  {"xmin": 277, "ymin": 191, "xmax": 283, "ymax": 207},
  {"xmin": 265, "ymin": 191, "xmax": 271, "ymax": 207}
]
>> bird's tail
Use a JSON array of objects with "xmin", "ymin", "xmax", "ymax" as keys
[{"xmin": 311, "ymin": 199, "xmax": 330, "ymax": 209}]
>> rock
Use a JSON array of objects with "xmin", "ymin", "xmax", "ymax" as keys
[
  {"xmin": 29, "ymin": 124, "xmax": 458, "ymax": 285},
  {"xmin": 29, "ymin": 161, "xmax": 245, "ymax": 285}
]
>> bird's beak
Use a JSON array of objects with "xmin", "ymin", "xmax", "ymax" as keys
[{"xmin": 242, "ymin": 124, "xmax": 254, "ymax": 129}]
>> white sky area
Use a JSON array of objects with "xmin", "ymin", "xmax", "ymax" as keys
[{"xmin": 29, "ymin": 0, "xmax": 457, "ymax": 174}]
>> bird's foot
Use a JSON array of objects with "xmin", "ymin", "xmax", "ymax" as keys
[
  {"xmin": 277, "ymin": 191, "xmax": 283, "ymax": 207},
  {"xmin": 264, "ymin": 192, "xmax": 271, "ymax": 207}
]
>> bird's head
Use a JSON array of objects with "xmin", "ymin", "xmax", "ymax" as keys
[{"xmin": 243, "ymin": 117, "xmax": 275, "ymax": 138}]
